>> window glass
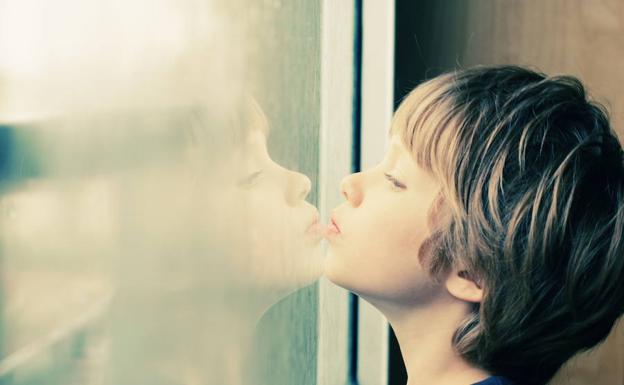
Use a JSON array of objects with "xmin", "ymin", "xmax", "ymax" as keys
[{"xmin": 0, "ymin": 1, "xmax": 322, "ymax": 384}]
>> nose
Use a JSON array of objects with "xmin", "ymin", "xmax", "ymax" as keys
[
  {"xmin": 286, "ymin": 170, "xmax": 311, "ymax": 206},
  {"xmin": 339, "ymin": 172, "xmax": 363, "ymax": 207}
]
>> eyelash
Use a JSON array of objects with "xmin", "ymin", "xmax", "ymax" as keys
[
  {"xmin": 238, "ymin": 171, "xmax": 263, "ymax": 187},
  {"xmin": 384, "ymin": 173, "xmax": 406, "ymax": 189}
]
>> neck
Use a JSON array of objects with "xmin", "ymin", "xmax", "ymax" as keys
[{"xmin": 366, "ymin": 291, "xmax": 490, "ymax": 385}]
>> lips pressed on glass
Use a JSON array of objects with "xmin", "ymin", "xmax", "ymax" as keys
[{"xmin": 326, "ymin": 215, "xmax": 341, "ymax": 235}]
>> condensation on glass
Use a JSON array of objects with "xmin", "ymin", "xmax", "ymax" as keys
[{"xmin": 0, "ymin": 1, "xmax": 322, "ymax": 384}]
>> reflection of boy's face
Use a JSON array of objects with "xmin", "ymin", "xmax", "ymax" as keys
[
  {"xmin": 324, "ymin": 135, "xmax": 444, "ymax": 305},
  {"xmin": 208, "ymin": 114, "xmax": 324, "ymax": 297}
]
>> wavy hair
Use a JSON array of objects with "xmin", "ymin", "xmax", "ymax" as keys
[{"xmin": 391, "ymin": 65, "xmax": 624, "ymax": 385}]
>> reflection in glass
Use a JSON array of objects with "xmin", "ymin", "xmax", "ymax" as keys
[{"xmin": 0, "ymin": 1, "xmax": 322, "ymax": 384}]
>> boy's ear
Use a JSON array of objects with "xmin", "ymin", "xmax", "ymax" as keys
[{"xmin": 444, "ymin": 267, "xmax": 484, "ymax": 303}]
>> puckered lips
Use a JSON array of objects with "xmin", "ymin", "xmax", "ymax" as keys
[
  {"xmin": 305, "ymin": 212, "xmax": 325, "ymax": 240},
  {"xmin": 326, "ymin": 214, "xmax": 341, "ymax": 237}
]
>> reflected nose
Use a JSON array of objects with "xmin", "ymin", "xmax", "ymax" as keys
[
  {"xmin": 286, "ymin": 170, "xmax": 312, "ymax": 206},
  {"xmin": 340, "ymin": 172, "xmax": 363, "ymax": 207}
]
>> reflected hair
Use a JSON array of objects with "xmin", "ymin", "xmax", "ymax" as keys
[{"xmin": 391, "ymin": 65, "xmax": 624, "ymax": 385}]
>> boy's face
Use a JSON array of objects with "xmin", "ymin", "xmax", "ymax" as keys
[
  {"xmin": 233, "ymin": 127, "xmax": 325, "ymax": 283},
  {"xmin": 176, "ymin": 106, "xmax": 324, "ymax": 301},
  {"xmin": 324, "ymin": 135, "xmax": 444, "ymax": 304},
  {"xmin": 208, "ymin": 124, "xmax": 325, "ymax": 295}
]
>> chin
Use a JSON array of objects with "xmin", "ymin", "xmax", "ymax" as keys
[
  {"xmin": 323, "ymin": 248, "xmax": 435, "ymax": 307},
  {"xmin": 323, "ymin": 248, "xmax": 360, "ymax": 292},
  {"xmin": 262, "ymin": 242, "xmax": 325, "ymax": 293}
]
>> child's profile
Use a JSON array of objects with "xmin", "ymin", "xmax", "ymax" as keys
[{"xmin": 324, "ymin": 65, "xmax": 624, "ymax": 385}]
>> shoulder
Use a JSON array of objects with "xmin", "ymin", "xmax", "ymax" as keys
[{"xmin": 471, "ymin": 376, "xmax": 516, "ymax": 385}]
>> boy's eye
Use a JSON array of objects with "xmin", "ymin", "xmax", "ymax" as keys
[
  {"xmin": 238, "ymin": 170, "xmax": 263, "ymax": 187},
  {"xmin": 384, "ymin": 173, "xmax": 406, "ymax": 190}
]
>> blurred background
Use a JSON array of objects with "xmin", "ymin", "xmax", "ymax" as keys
[{"xmin": 0, "ymin": 1, "xmax": 621, "ymax": 385}]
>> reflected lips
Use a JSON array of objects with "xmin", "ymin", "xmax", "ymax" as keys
[{"xmin": 306, "ymin": 215, "xmax": 323, "ymax": 236}]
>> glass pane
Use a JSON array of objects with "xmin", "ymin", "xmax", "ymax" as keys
[{"xmin": 0, "ymin": 1, "xmax": 323, "ymax": 384}]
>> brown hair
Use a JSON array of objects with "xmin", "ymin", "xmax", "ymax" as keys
[{"xmin": 391, "ymin": 65, "xmax": 624, "ymax": 385}]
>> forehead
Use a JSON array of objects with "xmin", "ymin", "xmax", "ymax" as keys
[
  {"xmin": 388, "ymin": 135, "xmax": 409, "ymax": 158},
  {"xmin": 389, "ymin": 133, "xmax": 440, "ymax": 183},
  {"xmin": 386, "ymin": 135, "xmax": 416, "ymax": 171}
]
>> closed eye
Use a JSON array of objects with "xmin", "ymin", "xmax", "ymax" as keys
[
  {"xmin": 384, "ymin": 173, "xmax": 406, "ymax": 189},
  {"xmin": 238, "ymin": 170, "xmax": 263, "ymax": 187}
]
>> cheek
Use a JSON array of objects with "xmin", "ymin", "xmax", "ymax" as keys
[
  {"xmin": 228, "ymin": 184, "xmax": 323, "ymax": 290},
  {"xmin": 211, "ymin": 183, "xmax": 291, "ymax": 241},
  {"xmin": 325, "ymin": 196, "xmax": 436, "ymax": 302},
  {"xmin": 246, "ymin": 184, "xmax": 300, "ymax": 250}
]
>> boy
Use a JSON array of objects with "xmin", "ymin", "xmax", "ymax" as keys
[{"xmin": 324, "ymin": 65, "xmax": 624, "ymax": 385}]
